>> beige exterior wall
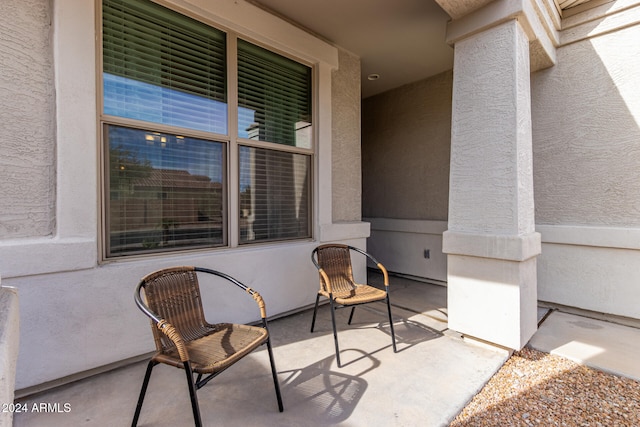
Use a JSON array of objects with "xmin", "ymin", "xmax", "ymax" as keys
[
  {"xmin": 362, "ymin": 70, "xmax": 452, "ymax": 221},
  {"xmin": 532, "ymin": 2, "xmax": 640, "ymax": 318},
  {"xmin": 331, "ymin": 49, "xmax": 362, "ymax": 222},
  {"xmin": 0, "ymin": 0, "xmax": 55, "ymax": 238},
  {"xmin": 532, "ymin": 19, "xmax": 640, "ymax": 227}
]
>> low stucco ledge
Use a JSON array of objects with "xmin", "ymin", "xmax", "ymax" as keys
[
  {"xmin": 319, "ymin": 221, "xmax": 371, "ymax": 243},
  {"xmin": 0, "ymin": 285, "xmax": 19, "ymax": 427},
  {"xmin": 0, "ymin": 237, "xmax": 96, "ymax": 278},
  {"xmin": 443, "ymin": 230, "xmax": 542, "ymax": 262}
]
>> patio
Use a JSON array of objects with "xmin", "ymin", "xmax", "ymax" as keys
[{"xmin": 13, "ymin": 274, "xmax": 510, "ymax": 426}]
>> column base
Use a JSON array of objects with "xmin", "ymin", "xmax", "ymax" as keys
[{"xmin": 447, "ymin": 253, "xmax": 538, "ymax": 350}]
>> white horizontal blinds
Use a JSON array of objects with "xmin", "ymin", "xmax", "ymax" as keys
[
  {"xmin": 103, "ymin": 0, "xmax": 227, "ymax": 134},
  {"xmin": 236, "ymin": 40, "xmax": 313, "ymax": 243},
  {"xmin": 239, "ymin": 146, "xmax": 311, "ymax": 243},
  {"xmin": 237, "ymin": 39, "xmax": 312, "ymax": 147},
  {"xmin": 106, "ymin": 125, "xmax": 225, "ymax": 256}
]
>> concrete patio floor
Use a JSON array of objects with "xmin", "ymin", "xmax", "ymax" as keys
[
  {"xmin": 13, "ymin": 274, "xmax": 511, "ymax": 427},
  {"xmin": 15, "ymin": 272, "xmax": 640, "ymax": 426}
]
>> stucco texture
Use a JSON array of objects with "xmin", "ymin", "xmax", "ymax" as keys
[
  {"xmin": 532, "ymin": 24, "xmax": 640, "ymax": 227},
  {"xmin": 362, "ymin": 70, "xmax": 452, "ymax": 221},
  {"xmin": 0, "ymin": 0, "xmax": 56, "ymax": 238},
  {"xmin": 331, "ymin": 48, "xmax": 362, "ymax": 222},
  {"xmin": 449, "ymin": 21, "xmax": 534, "ymax": 236}
]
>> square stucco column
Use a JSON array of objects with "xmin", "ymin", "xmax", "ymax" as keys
[{"xmin": 443, "ymin": 20, "xmax": 541, "ymax": 350}]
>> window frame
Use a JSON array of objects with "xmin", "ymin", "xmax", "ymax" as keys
[{"xmin": 98, "ymin": 0, "xmax": 315, "ymax": 260}]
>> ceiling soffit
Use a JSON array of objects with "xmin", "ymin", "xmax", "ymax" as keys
[
  {"xmin": 434, "ymin": 0, "xmax": 494, "ymax": 20},
  {"xmin": 557, "ymin": 0, "xmax": 596, "ymax": 10}
]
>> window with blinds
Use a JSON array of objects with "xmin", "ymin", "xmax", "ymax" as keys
[
  {"xmin": 237, "ymin": 39, "xmax": 312, "ymax": 243},
  {"xmin": 101, "ymin": 0, "xmax": 313, "ymax": 257},
  {"xmin": 103, "ymin": 0, "xmax": 227, "ymax": 134},
  {"xmin": 105, "ymin": 125, "xmax": 225, "ymax": 256}
]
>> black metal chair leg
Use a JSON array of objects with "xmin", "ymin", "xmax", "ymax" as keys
[
  {"xmin": 132, "ymin": 360, "xmax": 156, "ymax": 427},
  {"xmin": 183, "ymin": 361, "xmax": 203, "ymax": 427},
  {"xmin": 347, "ymin": 306, "xmax": 356, "ymax": 325},
  {"xmin": 310, "ymin": 293, "xmax": 320, "ymax": 332},
  {"xmin": 329, "ymin": 297, "xmax": 341, "ymax": 367},
  {"xmin": 265, "ymin": 335, "xmax": 284, "ymax": 412},
  {"xmin": 386, "ymin": 296, "xmax": 397, "ymax": 353}
]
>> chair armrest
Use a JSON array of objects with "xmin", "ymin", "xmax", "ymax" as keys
[
  {"xmin": 156, "ymin": 320, "xmax": 190, "ymax": 362},
  {"xmin": 317, "ymin": 268, "xmax": 333, "ymax": 294},
  {"xmin": 134, "ymin": 283, "xmax": 191, "ymax": 362},
  {"xmin": 245, "ymin": 288, "xmax": 267, "ymax": 319},
  {"xmin": 348, "ymin": 245, "xmax": 390, "ymax": 288},
  {"xmin": 376, "ymin": 263, "xmax": 390, "ymax": 288}
]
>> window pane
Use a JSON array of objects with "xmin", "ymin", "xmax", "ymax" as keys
[
  {"xmin": 106, "ymin": 125, "xmax": 225, "ymax": 256},
  {"xmin": 238, "ymin": 39, "xmax": 312, "ymax": 148},
  {"xmin": 103, "ymin": 0, "xmax": 227, "ymax": 134},
  {"xmin": 239, "ymin": 146, "xmax": 311, "ymax": 243}
]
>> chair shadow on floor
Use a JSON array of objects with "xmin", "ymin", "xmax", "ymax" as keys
[
  {"xmin": 275, "ymin": 309, "xmax": 444, "ymax": 425},
  {"xmin": 344, "ymin": 304, "xmax": 445, "ymax": 352},
  {"xmin": 279, "ymin": 351, "xmax": 375, "ymax": 423}
]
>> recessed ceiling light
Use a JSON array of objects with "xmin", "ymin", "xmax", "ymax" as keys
[{"xmin": 367, "ymin": 73, "xmax": 380, "ymax": 81}]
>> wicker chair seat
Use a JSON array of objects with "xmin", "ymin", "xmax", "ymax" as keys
[
  {"xmin": 319, "ymin": 284, "xmax": 387, "ymax": 306},
  {"xmin": 153, "ymin": 323, "xmax": 268, "ymax": 373}
]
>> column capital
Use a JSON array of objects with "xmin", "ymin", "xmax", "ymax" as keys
[{"xmin": 443, "ymin": 0, "xmax": 558, "ymax": 71}]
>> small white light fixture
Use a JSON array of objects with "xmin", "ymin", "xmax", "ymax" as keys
[{"xmin": 367, "ymin": 73, "xmax": 380, "ymax": 81}]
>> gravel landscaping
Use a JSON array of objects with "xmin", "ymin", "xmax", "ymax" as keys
[{"xmin": 450, "ymin": 347, "xmax": 640, "ymax": 426}]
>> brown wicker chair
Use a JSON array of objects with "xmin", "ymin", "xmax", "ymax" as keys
[
  {"xmin": 310, "ymin": 244, "xmax": 397, "ymax": 367},
  {"xmin": 132, "ymin": 266, "xmax": 283, "ymax": 427}
]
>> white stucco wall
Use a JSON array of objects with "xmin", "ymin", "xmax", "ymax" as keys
[
  {"xmin": 0, "ymin": 0, "xmax": 367, "ymax": 392},
  {"xmin": 366, "ymin": 218, "xmax": 448, "ymax": 282},
  {"xmin": 9, "ymin": 241, "xmax": 357, "ymax": 389},
  {"xmin": 532, "ymin": 2, "xmax": 640, "ymax": 318}
]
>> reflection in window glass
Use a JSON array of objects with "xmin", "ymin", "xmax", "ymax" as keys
[
  {"xmin": 103, "ymin": 0, "xmax": 227, "ymax": 134},
  {"xmin": 106, "ymin": 125, "xmax": 225, "ymax": 256},
  {"xmin": 104, "ymin": 74, "xmax": 228, "ymax": 134},
  {"xmin": 237, "ymin": 39, "xmax": 312, "ymax": 148},
  {"xmin": 239, "ymin": 146, "xmax": 311, "ymax": 243}
]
